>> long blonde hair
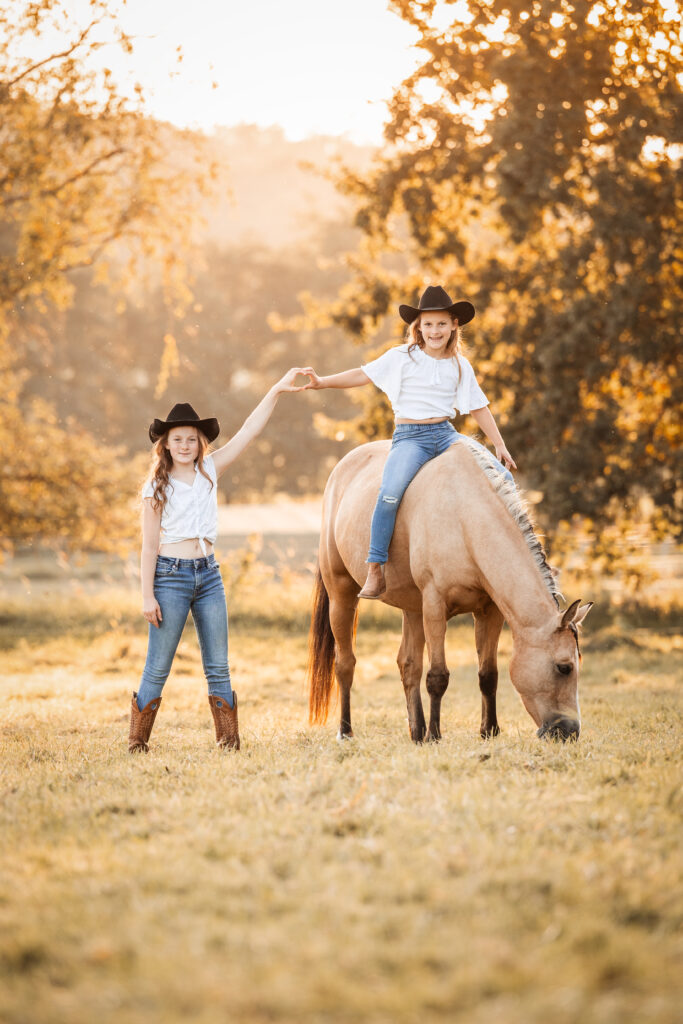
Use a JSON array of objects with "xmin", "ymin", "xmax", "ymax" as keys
[
  {"xmin": 146, "ymin": 428, "xmax": 213, "ymax": 514},
  {"xmin": 407, "ymin": 313, "xmax": 463, "ymax": 381}
]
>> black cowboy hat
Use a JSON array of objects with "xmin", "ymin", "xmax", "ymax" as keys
[
  {"xmin": 148, "ymin": 403, "xmax": 220, "ymax": 443},
  {"xmin": 399, "ymin": 285, "xmax": 475, "ymax": 326}
]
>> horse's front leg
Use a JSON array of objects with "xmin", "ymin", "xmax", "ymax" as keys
[
  {"xmin": 422, "ymin": 585, "xmax": 449, "ymax": 742},
  {"xmin": 397, "ymin": 609, "xmax": 426, "ymax": 742},
  {"xmin": 329, "ymin": 584, "xmax": 359, "ymax": 739},
  {"xmin": 473, "ymin": 600, "xmax": 504, "ymax": 738}
]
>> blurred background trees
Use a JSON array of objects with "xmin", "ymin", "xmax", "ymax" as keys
[
  {"xmin": 322, "ymin": 0, "xmax": 681, "ymax": 564},
  {"xmin": 1, "ymin": 0, "xmax": 680, "ymax": 574},
  {"xmin": 0, "ymin": 1, "xmax": 365, "ymax": 553},
  {"xmin": 0, "ymin": 0, "xmax": 214, "ymax": 550}
]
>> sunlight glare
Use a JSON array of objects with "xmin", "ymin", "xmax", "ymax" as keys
[
  {"xmin": 483, "ymin": 15, "xmax": 510, "ymax": 42},
  {"xmin": 20, "ymin": 0, "xmax": 423, "ymax": 144},
  {"xmin": 642, "ymin": 136, "xmax": 683, "ymax": 164},
  {"xmin": 660, "ymin": 0, "xmax": 679, "ymax": 21},
  {"xmin": 587, "ymin": 4, "xmax": 605, "ymax": 27},
  {"xmin": 430, "ymin": 0, "xmax": 474, "ymax": 32}
]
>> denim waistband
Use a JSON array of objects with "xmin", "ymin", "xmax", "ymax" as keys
[
  {"xmin": 156, "ymin": 554, "xmax": 217, "ymax": 568},
  {"xmin": 393, "ymin": 421, "xmax": 453, "ymax": 433}
]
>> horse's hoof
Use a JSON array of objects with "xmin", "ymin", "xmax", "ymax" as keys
[{"xmin": 336, "ymin": 729, "xmax": 354, "ymax": 742}]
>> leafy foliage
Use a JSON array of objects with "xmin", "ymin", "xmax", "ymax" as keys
[
  {"xmin": 0, "ymin": 0, "xmax": 212, "ymax": 550},
  {"xmin": 26, "ymin": 234, "xmax": 367, "ymax": 501},
  {"xmin": 327, "ymin": 0, "xmax": 682, "ymax": 549}
]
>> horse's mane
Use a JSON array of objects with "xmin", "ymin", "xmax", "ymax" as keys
[{"xmin": 459, "ymin": 437, "xmax": 562, "ymax": 606}]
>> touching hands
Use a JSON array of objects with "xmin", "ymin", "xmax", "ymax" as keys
[
  {"xmin": 496, "ymin": 445, "xmax": 517, "ymax": 471},
  {"xmin": 273, "ymin": 367, "xmax": 313, "ymax": 393},
  {"xmin": 299, "ymin": 366, "xmax": 324, "ymax": 389},
  {"xmin": 143, "ymin": 597, "xmax": 163, "ymax": 629}
]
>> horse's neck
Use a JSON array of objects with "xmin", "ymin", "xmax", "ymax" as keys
[
  {"xmin": 457, "ymin": 470, "xmax": 557, "ymax": 634},
  {"xmin": 478, "ymin": 539, "xmax": 556, "ymax": 634}
]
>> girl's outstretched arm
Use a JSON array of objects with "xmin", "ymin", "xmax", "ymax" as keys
[
  {"xmin": 470, "ymin": 406, "xmax": 518, "ymax": 471},
  {"xmin": 302, "ymin": 367, "xmax": 370, "ymax": 389},
  {"xmin": 212, "ymin": 366, "xmax": 307, "ymax": 478}
]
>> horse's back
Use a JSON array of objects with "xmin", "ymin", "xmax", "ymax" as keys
[{"xmin": 319, "ymin": 440, "xmax": 493, "ymax": 608}]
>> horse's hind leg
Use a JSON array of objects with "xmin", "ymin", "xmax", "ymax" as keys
[
  {"xmin": 422, "ymin": 585, "xmax": 449, "ymax": 742},
  {"xmin": 397, "ymin": 609, "xmax": 426, "ymax": 742},
  {"xmin": 473, "ymin": 600, "xmax": 504, "ymax": 738},
  {"xmin": 329, "ymin": 581, "xmax": 359, "ymax": 739}
]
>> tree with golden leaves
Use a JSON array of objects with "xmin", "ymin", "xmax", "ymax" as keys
[
  {"xmin": 321, "ymin": 0, "xmax": 681, "ymax": 567},
  {"xmin": 0, "ymin": 0, "xmax": 212, "ymax": 551}
]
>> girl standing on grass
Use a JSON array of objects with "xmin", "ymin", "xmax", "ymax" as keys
[
  {"xmin": 302, "ymin": 285, "xmax": 517, "ymax": 599},
  {"xmin": 129, "ymin": 368, "xmax": 307, "ymax": 754}
]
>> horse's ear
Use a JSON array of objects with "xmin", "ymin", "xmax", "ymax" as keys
[
  {"xmin": 561, "ymin": 599, "xmax": 593, "ymax": 628},
  {"xmin": 574, "ymin": 602, "xmax": 593, "ymax": 626}
]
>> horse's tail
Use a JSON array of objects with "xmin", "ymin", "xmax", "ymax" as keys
[{"xmin": 308, "ymin": 567, "xmax": 336, "ymax": 724}]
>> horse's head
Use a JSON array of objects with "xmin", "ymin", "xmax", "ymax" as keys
[{"xmin": 509, "ymin": 599, "xmax": 593, "ymax": 741}]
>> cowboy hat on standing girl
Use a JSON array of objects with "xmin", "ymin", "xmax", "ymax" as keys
[
  {"xmin": 302, "ymin": 285, "xmax": 516, "ymax": 599},
  {"xmin": 129, "ymin": 367, "xmax": 307, "ymax": 754}
]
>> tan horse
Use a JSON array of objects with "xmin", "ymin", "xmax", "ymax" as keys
[{"xmin": 308, "ymin": 437, "xmax": 592, "ymax": 742}]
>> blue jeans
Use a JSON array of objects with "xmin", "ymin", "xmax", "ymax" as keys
[
  {"xmin": 137, "ymin": 554, "xmax": 233, "ymax": 710},
  {"xmin": 367, "ymin": 421, "xmax": 514, "ymax": 564}
]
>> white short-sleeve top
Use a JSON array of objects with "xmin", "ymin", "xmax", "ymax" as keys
[
  {"xmin": 361, "ymin": 344, "xmax": 488, "ymax": 420},
  {"xmin": 142, "ymin": 455, "xmax": 218, "ymax": 555}
]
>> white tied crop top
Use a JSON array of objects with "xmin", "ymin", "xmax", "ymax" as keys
[
  {"xmin": 142, "ymin": 455, "xmax": 218, "ymax": 555},
  {"xmin": 361, "ymin": 344, "xmax": 488, "ymax": 420}
]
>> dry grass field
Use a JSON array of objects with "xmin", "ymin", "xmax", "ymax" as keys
[{"xmin": 0, "ymin": 572, "xmax": 681, "ymax": 1024}]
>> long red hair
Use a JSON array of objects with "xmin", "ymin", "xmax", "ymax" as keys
[{"xmin": 145, "ymin": 428, "xmax": 214, "ymax": 513}]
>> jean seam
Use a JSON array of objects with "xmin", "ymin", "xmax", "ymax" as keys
[{"xmin": 192, "ymin": 572, "xmax": 231, "ymax": 695}]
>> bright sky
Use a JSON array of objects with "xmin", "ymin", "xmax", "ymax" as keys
[{"xmin": 61, "ymin": 0, "xmax": 423, "ymax": 143}]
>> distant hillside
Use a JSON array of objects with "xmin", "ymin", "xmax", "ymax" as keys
[
  {"xmin": 197, "ymin": 124, "xmax": 375, "ymax": 249},
  {"xmin": 24, "ymin": 123, "xmax": 381, "ymax": 500},
  {"xmin": 17, "ymin": 122, "xmax": 383, "ymax": 501}
]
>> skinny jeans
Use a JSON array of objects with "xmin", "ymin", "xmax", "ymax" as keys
[
  {"xmin": 136, "ymin": 554, "xmax": 233, "ymax": 710},
  {"xmin": 367, "ymin": 421, "xmax": 515, "ymax": 564}
]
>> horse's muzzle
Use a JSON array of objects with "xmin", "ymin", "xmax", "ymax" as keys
[{"xmin": 537, "ymin": 715, "xmax": 580, "ymax": 742}]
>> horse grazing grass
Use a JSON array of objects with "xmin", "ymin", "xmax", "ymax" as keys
[{"xmin": 308, "ymin": 438, "xmax": 592, "ymax": 743}]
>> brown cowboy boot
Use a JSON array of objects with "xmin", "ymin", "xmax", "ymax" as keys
[
  {"xmin": 128, "ymin": 693, "xmax": 161, "ymax": 753},
  {"xmin": 358, "ymin": 562, "xmax": 386, "ymax": 600},
  {"xmin": 208, "ymin": 693, "xmax": 240, "ymax": 750}
]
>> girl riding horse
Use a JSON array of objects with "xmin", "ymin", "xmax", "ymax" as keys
[{"xmin": 302, "ymin": 285, "xmax": 515, "ymax": 598}]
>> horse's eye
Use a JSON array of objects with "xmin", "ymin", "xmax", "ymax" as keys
[{"xmin": 556, "ymin": 663, "xmax": 572, "ymax": 676}]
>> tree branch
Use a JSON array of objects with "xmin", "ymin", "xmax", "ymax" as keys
[
  {"xmin": 0, "ymin": 147, "xmax": 126, "ymax": 207},
  {"xmin": 4, "ymin": 20, "xmax": 100, "ymax": 89}
]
